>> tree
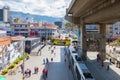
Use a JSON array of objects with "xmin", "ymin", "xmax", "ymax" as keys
[{"xmin": 65, "ymin": 21, "xmax": 73, "ymax": 27}]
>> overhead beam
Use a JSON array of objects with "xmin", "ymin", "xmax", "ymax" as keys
[{"xmin": 84, "ymin": 1, "xmax": 120, "ymax": 23}]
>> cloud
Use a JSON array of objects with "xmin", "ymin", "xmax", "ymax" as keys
[{"xmin": 0, "ymin": 0, "xmax": 72, "ymax": 18}]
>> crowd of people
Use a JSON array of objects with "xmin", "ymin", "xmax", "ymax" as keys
[{"xmin": 20, "ymin": 64, "xmax": 39, "ymax": 78}]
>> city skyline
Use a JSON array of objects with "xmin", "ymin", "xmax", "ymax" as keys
[{"xmin": 0, "ymin": 0, "xmax": 71, "ymax": 18}]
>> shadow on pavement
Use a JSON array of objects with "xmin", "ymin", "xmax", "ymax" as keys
[{"xmin": 85, "ymin": 57, "xmax": 120, "ymax": 80}]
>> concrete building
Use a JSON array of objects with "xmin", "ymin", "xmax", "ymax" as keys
[
  {"xmin": 11, "ymin": 22, "xmax": 58, "ymax": 39},
  {"xmin": 11, "ymin": 23, "xmax": 30, "ymax": 37},
  {"xmin": 0, "ymin": 36, "xmax": 25, "ymax": 70},
  {"xmin": 112, "ymin": 22, "xmax": 120, "ymax": 37},
  {"xmin": 30, "ymin": 22, "xmax": 58, "ymax": 40},
  {"xmin": 0, "ymin": 22, "xmax": 12, "ymax": 36},
  {"xmin": 0, "ymin": 30, "xmax": 6, "ymax": 37}
]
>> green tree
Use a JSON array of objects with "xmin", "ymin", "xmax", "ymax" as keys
[{"xmin": 65, "ymin": 22, "xmax": 73, "ymax": 27}]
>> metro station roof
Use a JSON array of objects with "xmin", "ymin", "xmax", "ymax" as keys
[{"xmin": 66, "ymin": 0, "xmax": 120, "ymax": 24}]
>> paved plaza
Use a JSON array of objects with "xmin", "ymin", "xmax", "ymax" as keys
[{"xmin": 5, "ymin": 45, "xmax": 73, "ymax": 80}]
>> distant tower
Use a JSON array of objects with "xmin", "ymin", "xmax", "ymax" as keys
[{"xmin": 3, "ymin": 6, "xmax": 10, "ymax": 23}]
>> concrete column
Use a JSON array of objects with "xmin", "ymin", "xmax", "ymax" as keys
[
  {"xmin": 77, "ymin": 25, "xmax": 81, "ymax": 46},
  {"xmin": 99, "ymin": 24, "xmax": 106, "ymax": 61},
  {"xmin": 80, "ymin": 23, "xmax": 87, "ymax": 60}
]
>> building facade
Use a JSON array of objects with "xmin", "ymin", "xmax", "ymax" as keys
[
  {"xmin": 0, "ymin": 22, "xmax": 12, "ymax": 36},
  {"xmin": 30, "ymin": 22, "xmax": 58, "ymax": 40},
  {"xmin": 11, "ymin": 23, "xmax": 30, "ymax": 37},
  {"xmin": 0, "ymin": 36, "xmax": 25, "ymax": 70},
  {"xmin": 0, "ymin": 30, "xmax": 6, "ymax": 37},
  {"xmin": 112, "ymin": 22, "xmax": 120, "ymax": 37}
]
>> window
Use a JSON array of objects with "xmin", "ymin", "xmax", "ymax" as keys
[
  {"xmin": 20, "ymin": 25, "xmax": 22, "ymax": 27},
  {"xmin": 115, "ymin": 28, "xmax": 118, "ymax": 30},
  {"xmin": 15, "ymin": 29, "xmax": 19, "ymax": 31}
]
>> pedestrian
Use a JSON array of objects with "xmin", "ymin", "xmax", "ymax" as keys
[
  {"xmin": 68, "ymin": 64, "xmax": 70, "ymax": 70},
  {"xmin": 43, "ymin": 58, "xmax": 45, "ymax": 64},
  {"xmin": 51, "ymin": 58, "xmax": 53, "ymax": 62},
  {"xmin": 54, "ymin": 46, "xmax": 56, "ymax": 49},
  {"xmin": 46, "ymin": 58, "xmax": 49, "ymax": 64},
  {"xmin": 42, "ymin": 69, "xmax": 46, "ymax": 79},
  {"xmin": 110, "ymin": 58, "xmax": 112, "ymax": 64},
  {"xmin": 101, "ymin": 60, "xmax": 104, "ymax": 67},
  {"xmin": 28, "ymin": 69, "xmax": 31, "ymax": 77},
  {"xmin": 107, "ymin": 65, "xmax": 109, "ymax": 71},
  {"xmin": 97, "ymin": 54, "xmax": 99, "ymax": 62},
  {"xmin": 51, "ymin": 50, "xmax": 54, "ymax": 54},
  {"xmin": 26, "ymin": 55, "xmax": 29, "ymax": 60},
  {"xmin": 25, "ymin": 70, "xmax": 27, "ymax": 77},
  {"xmin": 54, "ymin": 52, "xmax": 56, "ymax": 56},
  {"xmin": 64, "ymin": 58, "xmax": 66, "ymax": 62},
  {"xmin": 36, "ymin": 67, "xmax": 39, "ymax": 74},
  {"xmin": 48, "ymin": 47, "xmax": 50, "ymax": 51},
  {"xmin": 45, "ymin": 69, "xmax": 48, "ymax": 78},
  {"xmin": 20, "ymin": 64, "xmax": 23, "ymax": 73},
  {"xmin": 34, "ymin": 67, "xmax": 36, "ymax": 74},
  {"xmin": 26, "ymin": 69, "xmax": 29, "ymax": 77}
]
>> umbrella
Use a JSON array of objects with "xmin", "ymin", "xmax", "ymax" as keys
[{"xmin": 0, "ymin": 76, "xmax": 5, "ymax": 80}]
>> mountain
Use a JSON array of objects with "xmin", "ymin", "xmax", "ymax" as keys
[{"xmin": 10, "ymin": 11, "xmax": 63, "ymax": 23}]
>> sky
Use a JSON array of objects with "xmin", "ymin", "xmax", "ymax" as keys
[{"xmin": 0, "ymin": 0, "xmax": 72, "ymax": 18}]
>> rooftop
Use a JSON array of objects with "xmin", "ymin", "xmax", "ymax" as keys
[
  {"xmin": 24, "ymin": 37, "xmax": 40, "ymax": 41},
  {"xmin": 0, "ymin": 36, "xmax": 24, "ymax": 46}
]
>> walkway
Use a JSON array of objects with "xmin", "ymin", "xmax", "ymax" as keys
[
  {"xmin": 6, "ymin": 45, "xmax": 73, "ymax": 80},
  {"xmin": 85, "ymin": 52, "xmax": 120, "ymax": 80}
]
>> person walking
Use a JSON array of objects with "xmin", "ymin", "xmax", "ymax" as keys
[
  {"xmin": 54, "ymin": 52, "xmax": 56, "ymax": 56},
  {"xmin": 101, "ymin": 60, "xmax": 104, "ymax": 67},
  {"xmin": 45, "ymin": 69, "xmax": 48, "ymax": 78},
  {"xmin": 43, "ymin": 58, "xmax": 45, "ymax": 64},
  {"xmin": 107, "ymin": 64, "xmax": 110, "ymax": 71},
  {"xmin": 64, "ymin": 58, "xmax": 66, "ymax": 62},
  {"xmin": 34, "ymin": 67, "xmax": 36, "ymax": 74},
  {"xmin": 42, "ymin": 69, "xmax": 46, "ymax": 79},
  {"xmin": 20, "ymin": 64, "xmax": 23, "ymax": 73},
  {"xmin": 68, "ymin": 64, "xmax": 70, "ymax": 70},
  {"xmin": 51, "ymin": 58, "xmax": 53, "ymax": 62},
  {"xmin": 26, "ymin": 69, "xmax": 29, "ymax": 77},
  {"xmin": 29, "ymin": 69, "xmax": 31, "ymax": 77},
  {"xmin": 46, "ymin": 58, "xmax": 49, "ymax": 64}
]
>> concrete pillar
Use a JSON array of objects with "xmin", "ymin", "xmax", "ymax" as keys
[
  {"xmin": 80, "ymin": 23, "xmax": 87, "ymax": 60},
  {"xmin": 99, "ymin": 24, "xmax": 106, "ymax": 61},
  {"xmin": 77, "ymin": 25, "xmax": 81, "ymax": 46}
]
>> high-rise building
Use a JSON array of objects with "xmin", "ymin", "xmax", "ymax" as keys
[
  {"xmin": 3, "ymin": 6, "xmax": 10, "ymax": 23},
  {"xmin": 0, "ymin": 9, "xmax": 3, "ymax": 21},
  {"xmin": 0, "ymin": 6, "xmax": 10, "ymax": 23}
]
